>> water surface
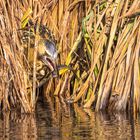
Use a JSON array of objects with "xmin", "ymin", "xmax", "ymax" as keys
[{"xmin": 0, "ymin": 96, "xmax": 140, "ymax": 140}]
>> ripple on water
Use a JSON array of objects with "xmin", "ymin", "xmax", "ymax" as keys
[{"xmin": 0, "ymin": 97, "xmax": 140, "ymax": 140}]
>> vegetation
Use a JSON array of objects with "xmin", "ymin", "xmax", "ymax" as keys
[{"xmin": 0, "ymin": 0, "xmax": 140, "ymax": 113}]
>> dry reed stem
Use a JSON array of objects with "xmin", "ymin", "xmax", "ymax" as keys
[{"xmin": 0, "ymin": 0, "xmax": 140, "ymax": 113}]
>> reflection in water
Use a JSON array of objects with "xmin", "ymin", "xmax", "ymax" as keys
[
  {"xmin": 0, "ymin": 96, "xmax": 140, "ymax": 140},
  {"xmin": 0, "ymin": 111, "xmax": 37, "ymax": 140}
]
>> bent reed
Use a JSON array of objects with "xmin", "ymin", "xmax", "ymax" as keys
[{"xmin": 0, "ymin": 0, "xmax": 140, "ymax": 113}]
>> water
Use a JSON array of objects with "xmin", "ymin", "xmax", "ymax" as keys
[{"xmin": 0, "ymin": 96, "xmax": 140, "ymax": 140}]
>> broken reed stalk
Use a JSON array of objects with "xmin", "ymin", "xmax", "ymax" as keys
[{"xmin": 0, "ymin": 0, "xmax": 140, "ymax": 113}]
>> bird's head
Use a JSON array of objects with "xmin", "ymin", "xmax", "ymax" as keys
[{"xmin": 37, "ymin": 38, "xmax": 58, "ymax": 75}]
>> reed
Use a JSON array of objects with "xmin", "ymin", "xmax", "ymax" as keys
[{"xmin": 0, "ymin": 0, "xmax": 140, "ymax": 113}]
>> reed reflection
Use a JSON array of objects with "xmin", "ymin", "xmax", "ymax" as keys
[
  {"xmin": 0, "ymin": 96, "xmax": 140, "ymax": 140},
  {"xmin": 0, "ymin": 111, "xmax": 37, "ymax": 140},
  {"xmin": 36, "ymin": 95, "xmax": 139, "ymax": 140}
]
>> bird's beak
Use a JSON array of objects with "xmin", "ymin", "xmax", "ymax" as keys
[{"xmin": 40, "ymin": 56, "xmax": 59, "ymax": 78}]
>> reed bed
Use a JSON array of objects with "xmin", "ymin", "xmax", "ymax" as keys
[{"xmin": 0, "ymin": 0, "xmax": 140, "ymax": 113}]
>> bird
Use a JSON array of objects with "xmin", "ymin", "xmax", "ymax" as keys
[{"xmin": 21, "ymin": 22, "xmax": 59, "ymax": 86}]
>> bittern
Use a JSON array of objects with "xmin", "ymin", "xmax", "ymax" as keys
[{"xmin": 22, "ymin": 22, "xmax": 59, "ymax": 86}]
